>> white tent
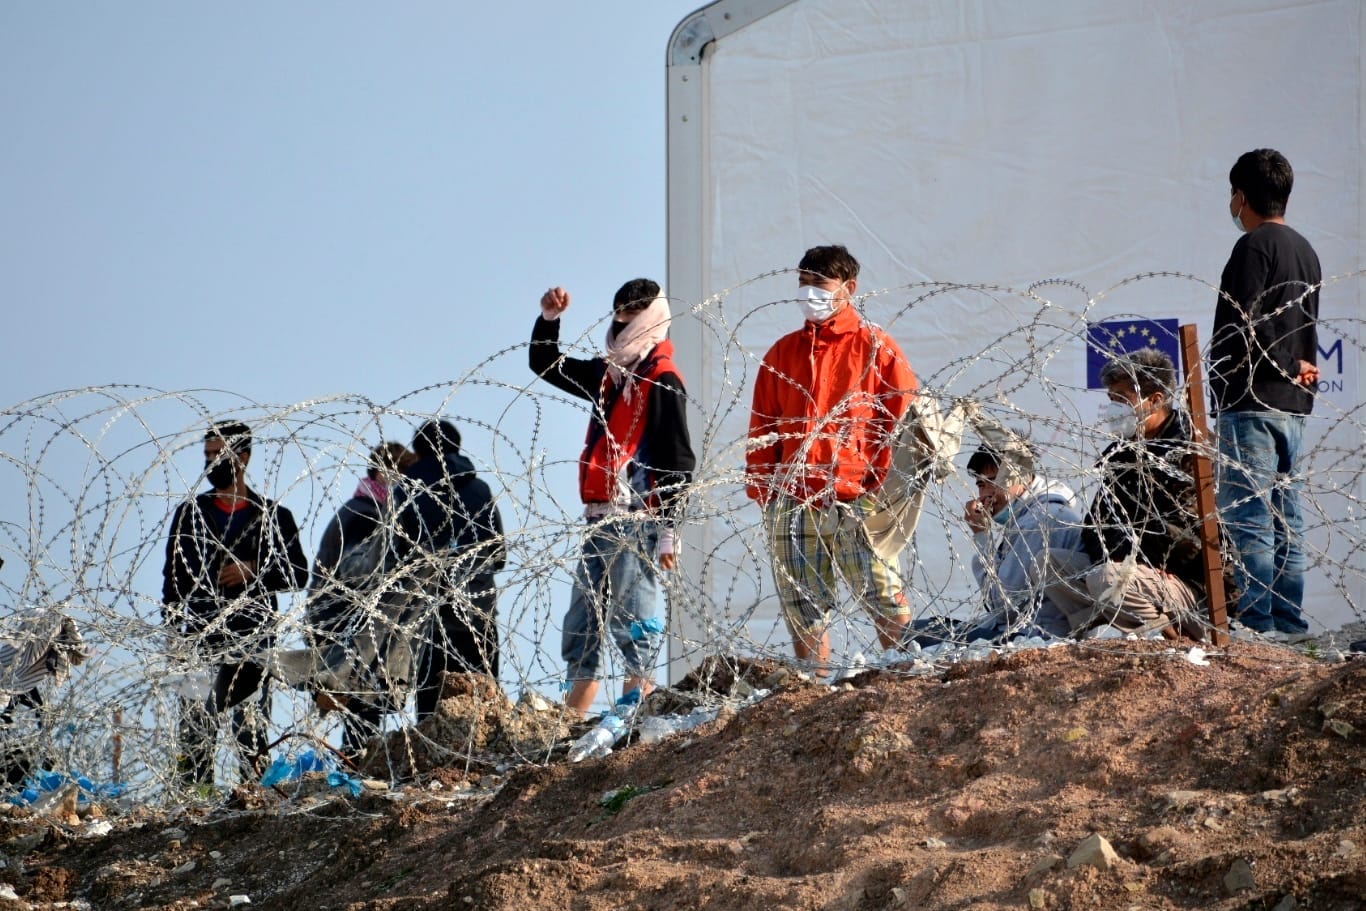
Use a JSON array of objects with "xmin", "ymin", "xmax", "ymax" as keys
[{"xmin": 665, "ymin": 0, "xmax": 1365, "ymax": 677}]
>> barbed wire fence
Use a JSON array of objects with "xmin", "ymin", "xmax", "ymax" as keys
[{"xmin": 0, "ymin": 270, "xmax": 1362, "ymax": 811}]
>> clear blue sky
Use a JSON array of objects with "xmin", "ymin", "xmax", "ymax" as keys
[
  {"xmin": 0, "ymin": 3, "xmax": 709, "ymax": 711},
  {"xmin": 0, "ymin": 2, "xmax": 703, "ymax": 409}
]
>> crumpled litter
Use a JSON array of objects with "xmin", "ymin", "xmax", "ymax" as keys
[
  {"xmin": 8, "ymin": 770, "xmax": 124, "ymax": 807},
  {"xmin": 260, "ymin": 749, "xmax": 363, "ymax": 797}
]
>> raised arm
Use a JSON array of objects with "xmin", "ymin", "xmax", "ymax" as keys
[{"xmin": 529, "ymin": 286, "xmax": 607, "ymax": 401}]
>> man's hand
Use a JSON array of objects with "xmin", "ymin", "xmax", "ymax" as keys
[
  {"xmin": 1294, "ymin": 359, "xmax": 1320, "ymax": 388},
  {"xmin": 217, "ymin": 558, "xmax": 256, "ymax": 588},
  {"xmin": 657, "ymin": 527, "xmax": 677, "ymax": 571},
  {"xmin": 964, "ymin": 498, "xmax": 992, "ymax": 534},
  {"xmin": 540, "ymin": 287, "xmax": 570, "ymax": 320}
]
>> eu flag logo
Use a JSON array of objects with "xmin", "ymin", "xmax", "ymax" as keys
[{"xmin": 1085, "ymin": 318, "xmax": 1182, "ymax": 389}]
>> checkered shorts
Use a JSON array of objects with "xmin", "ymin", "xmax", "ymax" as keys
[{"xmin": 764, "ymin": 496, "xmax": 909, "ymax": 635}]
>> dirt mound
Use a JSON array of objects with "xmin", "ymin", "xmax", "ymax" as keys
[
  {"xmin": 8, "ymin": 644, "xmax": 1365, "ymax": 910},
  {"xmin": 359, "ymin": 673, "xmax": 576, "ymax": 779}
]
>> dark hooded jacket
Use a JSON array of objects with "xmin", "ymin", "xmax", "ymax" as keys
[
  {"xmin": 1080, "ymin": 411, "xmax": 1204, "ymax": 592},
  {"xmin": 161, "ymin": 489, "xmax": 309, "ymax": 650},
  {"xmin": 392, "ymin": 451, "xmax": 506, "ymax": 589}
]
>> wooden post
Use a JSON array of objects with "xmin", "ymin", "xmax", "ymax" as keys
[
  {"xmin": 1179, "ymin": 324, "xmax": 1229, "ymax": 645},
  {"xmin": 112, "ymin": 707, "xmax": 122, "ymax": 785}
]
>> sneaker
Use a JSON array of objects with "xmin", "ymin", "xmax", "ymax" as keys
[
  {"xmin": 1228, "ymin": 623, "xmax": 1273, "ymax": 643},
  {"xmin": 1229, "ymin": 624, "xmax": 1311, "ymax": 646}
]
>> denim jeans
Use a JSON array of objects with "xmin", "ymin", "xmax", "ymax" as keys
[
  {"xmin": 562, "ymin": 516, "xmax": 661, "ymax": 681},
  {"xmin": 1216, "ymin": 411, "xmax": 1308, "ymax": 633}
]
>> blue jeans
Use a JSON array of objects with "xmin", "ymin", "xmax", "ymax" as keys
[
  {"xmin": 562, "ymin": 516, "xmax": 661, "ymax": 681},
  {"xmin": 1216, "ymin": 412, "xmax": 1308, "ymax": 633}
]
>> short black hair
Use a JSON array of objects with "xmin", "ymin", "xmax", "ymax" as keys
[
  {"xmin": 412, "ymin": 419, "xmax": 462, "ymax": 459},
  {"xmin": 1100, "ymin": 348, "xmax": 1176, "ymax": 399},
  {"xmin": 1230, "ymin": 149, "xmax": 1293, "ymax": 219},
  {"xmin": 612, "ymin": 278, "xmax": 660, "ymax": 313},
  {"xmin": 367, "ymin": 441, "xmax": 414, "ymax": 479},
  {"xmin": 798, "ymin": 245, "xmax": 860, "ymax": 283},
  {"xmin": 966, "ymin": 448, "xmax": 1000, "ymax": 477},
  {"xmin": 205, "ymin": 420, "xmax": 252, "ymax": 455}
]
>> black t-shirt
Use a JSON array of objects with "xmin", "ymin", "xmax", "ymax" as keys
[{"xmin": 1210, "ymin": 222, "xmax": 1320, "ymax": 414}]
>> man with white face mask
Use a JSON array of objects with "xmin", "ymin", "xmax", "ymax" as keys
[
  {"xmin": 1055, "ymin": 350, "xmax": 1207, "ymax": 640},
  {"xmin": 1211, "ymin": 149, "xmax": 1320, "ymax": 642},
  {"xmin": 746, "ymin": 245, "xmax": 918, "ymax": 676}
]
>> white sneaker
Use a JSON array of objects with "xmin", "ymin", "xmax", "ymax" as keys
[
  {"xmin": 1229, "ymin": 624, "xmax": 1313, "ymax": 646},
  {"xmin": 1228, "ymin": 624, "xmax": 1271, "ymax": 643}
]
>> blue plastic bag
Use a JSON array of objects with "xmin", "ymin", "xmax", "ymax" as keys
[{"xmin": 260, "ymin": 749, "xmax": 333, "ymax": 788}]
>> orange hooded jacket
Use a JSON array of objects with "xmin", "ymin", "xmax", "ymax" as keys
[{"xmin": 746, "ymin": 304, "xmax": 917, "ymax": 505}]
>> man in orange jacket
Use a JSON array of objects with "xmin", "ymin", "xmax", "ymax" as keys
[{"xmin": 746, "ymin": 245, "xmax": 918, "ymax": 675}]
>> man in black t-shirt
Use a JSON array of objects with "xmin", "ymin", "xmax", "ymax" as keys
[
  {"xmin": 1210, "ymin": 149, "xmax": 1320, "ymax": 640},
  {"xmin": 162, "ymin": 421, "xmax": 309, "ymax": 787}
]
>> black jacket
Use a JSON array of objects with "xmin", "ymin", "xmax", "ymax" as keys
[
  {"xmin": 1210, "ymin": 222, "xmax": 1320, "ymax": 415},
  {"xmin": 161, "ymin": 489, "xmax": 309, "ymax": 648},
  {"xmin": 311, "ymin": 493, "xmax": 383, "ymax": 588},
  {"xmin": 392, "ymin": 451, "xmax": 506, "ymax": 588},
  {"xmin": 1081, "ymin": 411, "xmax": 1204, "ymax": 592},
  {"xmin": 528, "ymin": 315, "xmax": 695, "ymax": 523}
]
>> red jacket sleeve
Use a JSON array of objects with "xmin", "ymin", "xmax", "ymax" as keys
[
  {"xmin": 865, "ymin": 333, "xmax": 918, "ymax": 492},
  {"xmin": 746, "ymin": 354, "xmax": 782, "ymax": 504}
]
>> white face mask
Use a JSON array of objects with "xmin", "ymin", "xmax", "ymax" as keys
[
  {"xmin": 1098, "ymin": 400, "xmax": 1140, "ymax": 439},
  {"xmin": 799, "ymin": 284, "xmax": 839, "ymax": 323},
  {"xmin": 1231, "ymin": 196, "xmax": 1246, "ymax": 234}
]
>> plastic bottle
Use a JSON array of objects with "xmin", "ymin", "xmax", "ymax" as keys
[
  {"xmin": 567, "ymin": 712, "xmax": 627, "ymax": 763},
  {"xmin": 636, "ymin": 706, "xmax": 720, "ymax": 745},
  {"xmin": 567, "ymin": 690, "xmax": 639, "ymax": 763}
]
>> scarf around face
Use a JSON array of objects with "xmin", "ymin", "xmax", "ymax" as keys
[
  {"xmin": 354, "ymin": 476, "xmax": 390, "ymax": 506},
  {"xmin": 604, "ymin": 293, "xmax": 672, "ymax": 400}
]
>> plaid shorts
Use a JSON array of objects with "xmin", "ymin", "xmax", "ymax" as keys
[{"xmin": 764, "ymin": 496, "xmax": 910, "ymax": 635}]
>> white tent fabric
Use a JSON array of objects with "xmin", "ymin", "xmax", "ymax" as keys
[{"xmin": 667, "ymin": 0, "xmax": 1364, "ymax": 668}]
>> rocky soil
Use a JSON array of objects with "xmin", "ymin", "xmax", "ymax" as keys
[{"xmin": 3, "ymin": 640, "xmax": 1364, "ymax": 911}]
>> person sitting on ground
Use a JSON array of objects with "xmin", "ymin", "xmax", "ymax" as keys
[
  {"xmin": 1056, "ymin": 349, "xmax": 1208, "ymax": 640},
  {"xmin": 912, "ymin": 440, "xmax": 1084, "ymax": 647}
]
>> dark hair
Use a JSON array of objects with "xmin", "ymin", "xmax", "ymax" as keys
[
  {"xmin": 1100, "ymin": 348, "xmax": 1176, "ymax": 399},
  {"xmin": 1230, "ymin": 148, "xmax": 1293, "ymax": 219},
  {"xmin": 412, "ymin": 419, "xmax": 462, "ymax": 459},
  {"xmin": 205, "ymin": 420, "xmax": 252, "ymax": 454},
  {"xmin": 966, "ymin": 448, "xmax": 1000, "ymax": 477},
  {"xmin": 798, "ymin": 245, "xmax": 860, "ymax": 283},
  {"xmin": 612, "ymin": 278, "xmax": 661, "ymax": 313},
  {"xmin": 367, "ymin": 441, "xmax": 415, "ymax": 479}
]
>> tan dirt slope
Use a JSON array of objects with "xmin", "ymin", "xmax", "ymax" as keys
[{"xmin": 8, "ymin": 641, "xmax": 1366, "ymax": 910}]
